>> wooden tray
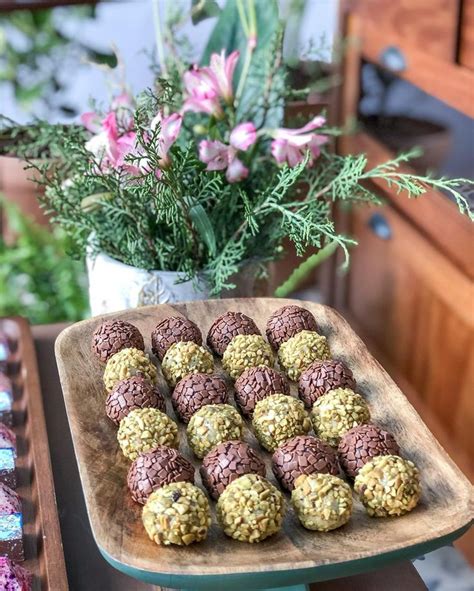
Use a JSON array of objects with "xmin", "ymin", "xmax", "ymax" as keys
[
  {"xmin": 55, "ymin": 299, "xmax": 473, "ymax": 590},
  {"xmin": 0, "ymin": 317, "xmax": 68, "ymax": 590}
]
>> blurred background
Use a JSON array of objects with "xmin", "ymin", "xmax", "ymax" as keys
[{"xmin": 0, "ymin": 1, "xmax": 473, "ymax": 587}]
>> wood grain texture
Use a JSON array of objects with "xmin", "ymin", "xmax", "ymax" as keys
[
  {"xmin": 459, "ymin": 0, "xmax": 474, "ymax": 70},
  {"xmin": 340, "ymin": 132, "xmax": 474, "ymax": 280},
  {"xmin": 0, "ymin": 317, "xmax": 68, "ymax": 591},
  {"xmin": 55, "ymin": 299, "xmax": 473, "ymax": 582},
  {"xmin": 345, "ymin": 205, "xmax": 474, "ymax": 462},
  {"xmin": 359, "ymin": 19, "xmax": 474, "ymax": 118},
  {"xmin": 353, "ymin": 0, "xmax": 460, "ymax": 61}
]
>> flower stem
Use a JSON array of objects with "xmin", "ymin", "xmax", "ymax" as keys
[
  {"xmin": 152, "ymin": 0, "xmax": 167, "ymax": 78},
  {"xmin": 235, "ymin": 0, "xmax": 257, "ymax": 105}
]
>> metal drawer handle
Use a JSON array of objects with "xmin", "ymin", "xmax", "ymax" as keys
[
  {"xmin": 368, "ymin": 213, "xmax": 392, "ymax": 240},
  {"xmin": 380, "ymin": 45, "xmax": 407, "ymax": 72}
]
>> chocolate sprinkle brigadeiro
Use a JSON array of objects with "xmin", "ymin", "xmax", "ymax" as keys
[
  {"xmin": 200, "ymin": 440, "xmax": 266, "ymax": 500},
  {"xmin": 338, "ymin": 424, "xmax": 400, "ymax": 478},
  {"xmin": 272, "ymin": 435, "xmax": 340, "ymax": 491},
  {"xmin": 151, "ymin": 316, "xmax": 202, "ymax": 361},
  {"xmin": 171, "ymin": 373, "xmax": 228, "ymax": 423},
  {"xmin": 234, "ymin": 366, "xmax": 290, "ymax": 417},
  {"xmin": 207, "ymin": 311, "xmax": 260, "ymax": 356},
  {"xmin": 127, "ymin": 446, "xmax": 195, "ymax": 504},
  {"xmin": 266, "ymin": 305, "xmax": 318, "ymax": 350},
  {"xmin": 105, "ymin": 376, "xmax": 166, "ymax": 425},
  {"xmin": 92, "ymin": 320, "xmax": 144, "ymax": 363},
  {"xmin": 298, "ymin": 360, "xmax": 356, "ymax": 409}
]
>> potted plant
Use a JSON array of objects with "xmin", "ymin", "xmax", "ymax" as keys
[{"xmin": 12, "ymin": 0, "xmax": 473, "ymax": 315}]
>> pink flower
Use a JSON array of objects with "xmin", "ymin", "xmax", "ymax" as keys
[
  {"xmin": 84, "ymin": 111, "xmax": 136, "ymax": 172},
  {"xmin": 230, "ymin": 122, "xmax": 257, "ymax": 151},
  {"xmin": 182, "ymin": 51, "xmax": 239, "ymax": 116},
  {"xmin": 198, "ymin": 122, "xmax": 256, "ymax": 183},
  {"xmin": 208, "ymin": 50, "xmax": 239, "ymax": 103},
  {"xmin": 150, "ymin": 112, "xmax": 182, "ymax": 168},
  {"xmin": 271, "ymin": 115, "xmax": 328, "ymax": 167},
  {"xmin": 182, "ymin": 67, "xmax": 223, "ymax": 118}
]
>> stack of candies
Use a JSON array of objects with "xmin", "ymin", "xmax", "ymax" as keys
[{"xmin": 0, "ymin": 330, "xmax": 32, "ymax": 589}]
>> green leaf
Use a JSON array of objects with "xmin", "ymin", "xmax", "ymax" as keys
[
  {"xmin": 191, "ymin": 0, "xmax": 221, "ymax": 24},
  {"xmin": 84, "ymin": 47, "xmax": 118, "ymax": 68},
  {"xmin": 200, "ymin": 0, "xmax": 279, "ymax": 80},
  {"xmin": 188, "ymin": 201, "xmax": 217, "ymax": 257},
  {"xmin": 274, "ymin": 240, "xmax": 339, "ymax": 298}
]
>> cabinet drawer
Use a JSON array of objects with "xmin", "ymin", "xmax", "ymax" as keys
[{"xmin": 346, "ymin": 204, "xmax": 474, "ymax": 458}]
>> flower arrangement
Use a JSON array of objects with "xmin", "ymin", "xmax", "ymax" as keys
[{"xmin": 13, "ymin": 1, "xmax": 473, "ymax": 296}]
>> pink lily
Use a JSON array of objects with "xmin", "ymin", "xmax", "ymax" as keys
[
  {"xmin": 198, "ymin": 122, "xmax": 256, "ymax": 183},
  {"xmin": 148, "ymin": 111, "xmax": 183, "ymax": 169},
  {"xmin": 208, "ymin": 50, "xmax": 239, "ymax": 104},
  {"xmin": 182, "ymin": 67, "xmax": 223, "ymax": 118},
  {"xmin": 271, "ymin": 115, "xmax": 329, "ymax": 167},
  {"xmin": 84, "ymin": 111, "xmax": 136, "ymax": 171}
]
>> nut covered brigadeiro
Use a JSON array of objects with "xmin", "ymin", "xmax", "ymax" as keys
[
  {"xmin": 207, "ymin": 311, "xmax": 260, "ymax": 356},
  {"xmin": 106, "ymin": 376, "xmax": 166, "ymax": 425},
  {"xmin": 187, "ymin": 404, "xmax": 243, "ymax": 459},
  {"xmin": 338, "ymin": 424, "xmax": 400, "ymax": 478},
  {"xmin": 222, "ymin": 334, "xmax": 274, "ymax": 380},
  {"xmin": 142, "ymin": 482, "xmax": 211, "ymax": 546},
  {"xmin": 217, "ymin": 474, "xmax": 285, "ymax": 543},
  {"xmin": 127, "ymin": 446, "xmax": 195, "ymax": 504},
  {"xmin": 253, "ymin": 393, "xmax": 311, "ymax": 452},
  {"xmin": 172, "ymin": 373, "xmax": 228, "ymax": 423},
  {"xmin": 234, "ymin": 366, "xmax": 290, "ymax": 417},
  {"xmin": 200, "ymin": 440, "xmax": 266, "ymax": 500},
  {"xmin": 272, "ymin": 435, "xmax": 339, "ymax": 491},
  {"xmin": 354, "ymin": 455, "xmax": 421, "ymax": 517},
  {"xmin": 103, "ymin": 348, "xmax": 158, "ymax": 392},
  {"xmin": 151, "ymin": 316, "xmax": 202, "ymax": 361},
  {"xmin": 266, "ymin": 305, "xmax": 318, "ymax": 350},
  {"xmin": 311, "ymin": 388, "xmax": 370, "ymax": 447},
  {"xmin": 117, "ymin": 408, "xmax": 178, "ymax": 461},
  {"xmin": 278, "ymin": 330, "xmax": 331, "ymax": 381},
  {"xmin": 92, "ymin": 320, "xmax": 144, "ymax": 363},
  {"xmin": 292, "ymin": 473, "xmax": 353, "ymax": 531},
  {"xmin": 161, "ymin": 341, "xmax": 214, "ymax": 388},
  {"xmin": 298, "ymin": 360, "xmax": 356, "ymax": 409}
]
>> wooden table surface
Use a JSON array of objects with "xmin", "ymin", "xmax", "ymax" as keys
[{"xmin": 32, "ymin": 322, "xmax": 428, "ymax": 591}]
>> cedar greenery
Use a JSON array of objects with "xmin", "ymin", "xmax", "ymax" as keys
[{"xmin": 3, "ymin": 0, "xmax": 472, "ymax": 296}]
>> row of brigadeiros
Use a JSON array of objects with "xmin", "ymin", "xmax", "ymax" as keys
[{"xmin": 91, "ymin": 305, "xmax": 421, "ymax": 546}]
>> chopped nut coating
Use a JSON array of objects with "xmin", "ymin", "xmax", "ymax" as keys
[
  {"xmin": 161, "ymin": 341, "xmax": 214, "ymax": 387},
  {"xmin": 187, "ymin": 404, "xmax": 243, "ymax": 458},
  {"xmin": 103, "ymin": 347, "xmax": 158, "ymax": 392},
  {"xmin": 278, "ymin": 331, "xmax": 331, "ymax": 381},
  {"xmin": 222, "ymin": 334, "xmax": 274, "ymax": 380}
]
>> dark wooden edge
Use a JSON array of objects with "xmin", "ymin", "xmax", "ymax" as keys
[{"xmin": 13, "ymin": 317, "xmax": 69, "ymax": 590}]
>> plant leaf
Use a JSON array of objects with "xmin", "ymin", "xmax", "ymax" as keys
[
  {"xmin": 188, "ymin": 201, "xmax": 217, "ymax": 257},
  {"xmin": 191, "ymin": 0, "xmax": 221, "ymax": 24}
]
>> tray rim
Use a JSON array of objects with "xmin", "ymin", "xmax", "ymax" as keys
[
  {"xmin": 55, "ymin": 299, "xmax": 474, "ymax": 588},
  {"xmin": 4, "ymin": 316, "xmax": 69, "ymax": 590}
]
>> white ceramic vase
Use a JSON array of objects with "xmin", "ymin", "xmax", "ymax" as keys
[{"xmin": 86, "ymin": 251, "xmax": 211, "ymax": 316}]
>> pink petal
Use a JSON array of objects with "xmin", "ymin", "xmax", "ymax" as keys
[
  {"xmin": 226, "ymin": 156, "xmax": 248, "ymax": 183},
  {"xmin": 102, "ymin": 112, "xmax": 118, "ymax": 141},
  {"xmin": 230, "ymin": 122, "xmax": 257, "ymax": 151},
  {"xmin": 161, "ymin": 113, "xmax": 182, "ymax": 146},
  {"xmin": 199, "ymin": 140, "xmax": 229, "ymax": 170},
  {"xmin": 271, "ymin": 139, "xmax": 288, "ymax": 165},
  {"xmin": 209, "ymin": 50, "xmax": 239, "ymax": 102},
  {"xmin": 81, "ymin": 112, "xmax": 102, "ymax": 133},
  {"xmin": 273, "ymin": 115, "xmax": 327, "ymax": 140},
  {"xmin": 182, "ymin": 96, "xmax": 223, "ymax": 118}
]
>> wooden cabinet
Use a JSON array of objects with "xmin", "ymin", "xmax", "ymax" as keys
[{"xmin": 334, "ymin": 0, "xmax": 474, "ymax": 559}]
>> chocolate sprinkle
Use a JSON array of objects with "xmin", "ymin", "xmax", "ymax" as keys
[
  {"xmin": 234, "ymin": 366, "xmax": 290, "ymax": 417},
  {"xmin": 171, "ymin": 373, "xmax": 228, "ymax": 423},
  {"xmin": 127, "ymin": 445, "xmax": 195, "ymax": 504},
  {"xmin": 338, "ymin": 424, "xmax": 400, "ymax": 478},
  {"xmin": 298, "ymin": 359, "xmax": 356, "ymax": 409},
  {"xmin": 266, "ymin": 305, "xmax": 318, "ymax": 350},
  {"xmin": 272, "ymin": 435, "xmax": 340, "ymax": 491},
  {"xmin": 207, "ymin": 311, "xmax": 260, "ymax": 356},
  {"xmin": 92, "ymin": 320, "xmax": 144, "ymax": 363},
  {"xmin": 200, "ymin": 440, "xmax": 266, "ymax": 499},
  {"xmin": 105, "ymin": 376, "xmax": 166, "ymax": 425},
  {"xmin": 151, "ymin": 316, "xmax": 202, "ymax": 361}
]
